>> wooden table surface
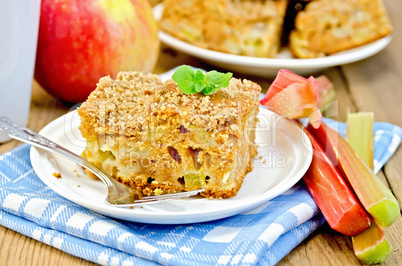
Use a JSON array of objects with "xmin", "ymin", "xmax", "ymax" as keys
[{"xmin": 1, "ymin": 0, "xmax": 402, "ymax": 265}]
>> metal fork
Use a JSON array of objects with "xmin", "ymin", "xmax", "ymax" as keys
[{"xmin": 0, "ymin": 116, "xmax": 204, "ymax": 207}]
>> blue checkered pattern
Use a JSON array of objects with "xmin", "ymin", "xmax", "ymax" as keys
[{"xmin": 0, "ymin": 119, "xmax": 400, "ymax": 265}]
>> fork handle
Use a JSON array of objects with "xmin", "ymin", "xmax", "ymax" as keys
[{"xmin": 0, "ymin": 115, "xmax": 119, "ymax": 189}]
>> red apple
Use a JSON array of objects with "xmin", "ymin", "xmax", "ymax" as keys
[{"xmin": 35, "ymin": 0, "xmax": 160, "ymax": 103}]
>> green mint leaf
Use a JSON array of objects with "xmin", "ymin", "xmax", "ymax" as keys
[
  {"xmin": 194, "ymin": 83, "xmax": 204, "ymax": 93},
  {"xmin": 194, "ymin": 69, "xmax": 205, "ymax": 82},
  {"xmin": 172, "ymin": 65, "xmax": 198, "ymax": 94},
  {"xmin": 194, "ymin": 70, "xmax": 206, "ymax": 92},
  {"xmin": 172, "ymin": 65, "xmax": 232, "ymax": 95},
  {"xmin": 202, "ymin": 71, "xmax": 232, "ymax": 95}
]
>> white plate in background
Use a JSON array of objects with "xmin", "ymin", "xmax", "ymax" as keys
[
  {"xmin": 30, "ymin": 108, "xmax": 312, "ymax": 224},
  {"xmin": 153, "ymin": 4, "xmax": 392, "ymax": 77}
]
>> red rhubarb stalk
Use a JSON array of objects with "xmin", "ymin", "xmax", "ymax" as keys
[
  {"xmin": 301, "ymin": 125, "xmax": 370, "ymax": 235},
  {"xmin": 260, "ymin": 69, "xmax": 322, "ymax": 128},
  {"xmin": 307, "ymin": 122, "xmax": 400, "ymax": 228}
]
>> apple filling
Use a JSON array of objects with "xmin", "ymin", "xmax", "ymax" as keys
[{"xmin": 81, "ymin": 107, "xmax": 257, "ymax": 199}]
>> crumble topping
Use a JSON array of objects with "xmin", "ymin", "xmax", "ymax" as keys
[
  {"xmin": 78, "ymin": 71, "xmax": 261, "ymax": 141},
  {"xmin": 52, "ymin": 172, "xmax": 62, "ymax": 179}
]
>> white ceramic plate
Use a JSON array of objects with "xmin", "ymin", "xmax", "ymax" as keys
[
  {"xmin": 30, "ymin": 108, "xmax": 312, "ymax": 224},
  {"xmin": 153, "ymin": 4, "xmax": 392, "ymax": 77}
]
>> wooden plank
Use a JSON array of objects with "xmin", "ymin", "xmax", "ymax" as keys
[
  {"xmin": 381, "ymin": 216, "xmax": 402, "ymax": 265},
  {"xmin": 384, "ymin": 148, "xmax": 402, "ymax": 208},
  {"xmin": 279, "ymin": 224, "xmax": 361, "ymax": 265},
  {"xmin": 341, "ymin": 0, "xmax": 402, "ymax": 127},
  {"xmin": 0, "ymin": 226, "xmax": 95, "ymax": 266}
]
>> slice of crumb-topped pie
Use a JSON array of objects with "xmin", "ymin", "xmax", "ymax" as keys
[{"xmin": 78, "ymin": 70, "xmax": 261, "ymax": 199}]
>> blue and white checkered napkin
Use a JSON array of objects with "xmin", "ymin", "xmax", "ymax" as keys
[{"xmin": 0, "ymin": 122, "xmax": 401, "ymax": 266}]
